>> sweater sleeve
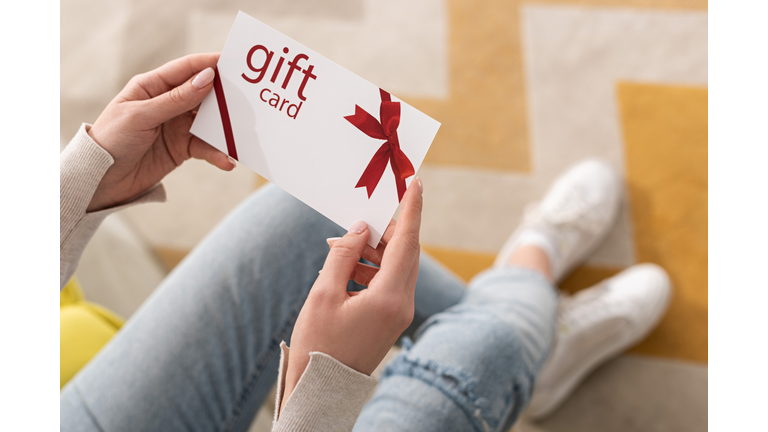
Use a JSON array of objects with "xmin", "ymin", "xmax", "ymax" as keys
[
  {"xmin": 60, "ymin": 123, "xmax": 166, "ymax": 289},
  {"xmin": 272, "ymin": 342, "xmax": 379, "ymax": 432}
]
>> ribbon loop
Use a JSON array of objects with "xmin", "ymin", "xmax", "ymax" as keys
[
  {"xmin": 346, "ymin": 106, "xmax": 387, "ymax": 140},
  {"xmin": 344, "ymin": 90, "xmax": 415, "ymax": 202}
]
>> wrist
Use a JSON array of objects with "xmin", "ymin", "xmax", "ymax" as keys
[{"xmin": 280, "ymin": 350, "xmax": 311, "ymax": 413}]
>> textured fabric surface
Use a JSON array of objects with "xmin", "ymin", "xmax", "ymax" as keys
[{"xmin": 274, "ymin": 344, "xmax": 379, "ymax": 432}]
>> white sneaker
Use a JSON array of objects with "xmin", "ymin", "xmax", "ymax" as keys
[
  {"xmin": 525, "ymin": 263, "xmax": 673, "ymax": 420},
  {"xmin": 493, "ymin": 159, "xmax": 621, "ymax": 282}
]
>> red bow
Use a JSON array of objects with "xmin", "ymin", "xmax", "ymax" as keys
[{"xmin": 345, "ymin": 89, "xmax": 415, "ymax": 202}]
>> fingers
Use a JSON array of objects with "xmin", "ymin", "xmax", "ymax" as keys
[
  {"xmin": 140, "ymin": 66, "xmax": 216, "ymax": 127},
  {"xmin": 351, "ymin": 262, "xmax": 379, "ymax": 287},
  {"xmin": 328, "ymin": 238, "xmax": 385, "ymax": 267},
  {"xmin": 381, "ymin": 219, "xmax": 397, "ymax": 245},
  {"xmin": 135, "ymin": 53, "xmax": 220, "ymax": 99},
  {"xmin": 376, "ymin": 178, "xmax": 424, "ymax": 293},
  {"xmin": 319, "ymin": 243, "xmax": 381, "ymax": 286},
  {"xmin": 317, "ymin": 221, "xmax": 370, "ymax": 295},
  {"xmin": 327, "ymin": 219, "xmax": 396, "ymax": 266},
  {"xmin": 189, "ymin": 136, "xmax": 236, "ymax": 171}
]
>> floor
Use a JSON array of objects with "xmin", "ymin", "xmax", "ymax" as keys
[{"xmin": 62, "ymin": 0, "xmax": 708, "ymax": 430}]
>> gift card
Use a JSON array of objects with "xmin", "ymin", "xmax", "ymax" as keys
[{"xmin": 190, "ymin": 11, "xmax": 440, "ymax": 247}]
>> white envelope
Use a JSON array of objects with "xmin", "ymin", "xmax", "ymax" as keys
[{"xmin": 191, "ymin": 11, "xmax": 440, "ymax": 247}]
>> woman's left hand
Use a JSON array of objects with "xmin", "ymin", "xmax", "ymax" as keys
[{"xmin": 280, "ymin": 178, "xmax": 424, "ymax": 413}]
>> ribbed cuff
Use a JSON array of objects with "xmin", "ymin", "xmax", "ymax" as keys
[
  {"xmin": 273, "ymin": 343, "xmax": 379, "ymax": 432},
  {"xmin": 60, "ymin": 123, "xmax": 114, "ymax": 246},
  {"xmin": 59, "ymin": 124, "xmax": 166, "ymax": 288}
]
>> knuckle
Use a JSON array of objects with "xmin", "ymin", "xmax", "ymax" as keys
[
  {"xmin": 401, "ymin": 234, "xmax": 421, "ymax": 255},
  {"xmin": 329, "ymin": 243, "xmax": 359, "ymax": 262},
  {"xmin": 309, "ymin": 285, "xmax": 331, "ymax": 305},
  {"xmin": 168, "ymin": 86, "xmax": 186, "ymax": 105},
  {"xmin": 128, "ymin": 73, "xmax": 144, "ymax": 87}
]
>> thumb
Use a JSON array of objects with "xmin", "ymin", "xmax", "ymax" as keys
[
  {"xmin": 317, "ymin": 220, "xmax": 370, "ymax": 293},
  {"xmin": 142, "ymin": 67, "xmax": 215, "ymax": 126}
]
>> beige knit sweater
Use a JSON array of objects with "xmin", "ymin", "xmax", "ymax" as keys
[{"xmin": 60, "ymin": 124, "xmax": 379, "ymax": 431}]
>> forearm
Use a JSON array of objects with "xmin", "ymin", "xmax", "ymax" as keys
[{"xmin": 59, "ymin": 124, "xmax": 165, "ymax": 289}]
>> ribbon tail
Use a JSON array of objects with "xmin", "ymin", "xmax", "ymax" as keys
[
  {"xmin": 356, "ymin": 143, "xmax": 391, "ymax": 198},
  {"xmin": 390, "ymin": 154, "xmax": 407, "ymax": 202},
  {"xmin": 390, "ymin": 140, "xmax": 415, "ymax": 180},
  {"xmin": 213, "ymin": 67, "xmax": 238, "ymax": 160}
]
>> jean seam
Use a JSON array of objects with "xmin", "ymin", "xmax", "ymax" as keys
[
  {"xmin": 220, "ymin": 293, "xmax": 306, "ymax": 432},
  {"xmin": 71, "ymin": 384, "xmax": 108, "ymax": 432}
]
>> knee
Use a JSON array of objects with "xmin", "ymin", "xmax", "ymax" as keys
[
  {"xmin": 230, "ymin": 185, "xmax": 345, "ymax": 252},
  {"xmin": 379, "ymin": 339, "xmax": 534, "ymax": 432}
]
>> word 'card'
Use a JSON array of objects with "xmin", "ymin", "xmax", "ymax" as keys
[{"xmin": 191, "ymin": 11, "xmax": 440, "ymax": 247}]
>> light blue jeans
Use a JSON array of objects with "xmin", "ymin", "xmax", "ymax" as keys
[{"xmin": 61, "ymin": 184, "xmax": 557, "ymax": 432}]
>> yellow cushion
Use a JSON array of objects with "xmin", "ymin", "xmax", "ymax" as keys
[{"xmin": 60, "ymin": 278, "xmax": 124, "ymax": 389}]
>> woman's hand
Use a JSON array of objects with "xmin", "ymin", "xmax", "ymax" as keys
[
  {"xmin": 280, "ymin": 178, "xmax": 424, "ymax": 412},
  {"xmin": 86, "ymin": 53, "xmax": 234, "ymax": 212}
]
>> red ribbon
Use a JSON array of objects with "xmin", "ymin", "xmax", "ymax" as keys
[
  {"xmin": 345, "ymin": 89, "xmax": 415, "ymax": 202},
  {"xmin": 213, "ymin": 66, "xmax": 238, "ymax": 160}
]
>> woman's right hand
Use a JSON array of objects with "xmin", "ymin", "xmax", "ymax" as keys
[
  {"xmin": 280, "ymin": 178, "xmax": 424, "ymax": 413},
  {"xmin": 86, "ymin": 53, "xmax": 234, "ymax": 212}
]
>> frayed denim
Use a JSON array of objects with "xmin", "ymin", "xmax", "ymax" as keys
[{"xmin": 355, "ymin": 268, "xmax": 557, "ymax": 432}]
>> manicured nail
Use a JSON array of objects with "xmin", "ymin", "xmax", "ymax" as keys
[
  {"xmin": 192, "ymin": 67, "xmax": 215, "ymax": 89},
  {"xmin": 326, "ymin": 237, "xmax": 341, "ymax": 247},
  {"xmin": 228, "ymin": 155, "xmax": 237, "ymax": 166},
  {"xmin": 414, "ymin": 176, "xmax": 423, "ymax": 194},
  {"xmin": 349, "ymin": 220, "xmax": 367, "ymax": 234}
]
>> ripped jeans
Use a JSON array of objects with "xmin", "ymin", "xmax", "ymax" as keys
[
  {"xmin": 60, "ymin": 184, "xmax": 557, "ymax": 432},
  {"xmin": 355, "ymin": 267, "xmax": 557, "ymax": 432}
]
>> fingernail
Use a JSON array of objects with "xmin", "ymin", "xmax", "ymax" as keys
[
  {"xmin": 192, "ymin": 67, "xmax": 215, "ymax": 89},
  {"xmin": 349, "ymin": 220, "xmax": 367, "ymax": 234},
  {"xmin": 228, "ymin": 155, "xmax": 237, "ymax": 166},
  {"xmin": 326, "ymin": 237, "xmax": 341, "ymax": 247},
  {"xmin": 414, "ymin": 176, "xmax": 423, "ymax": 194}
]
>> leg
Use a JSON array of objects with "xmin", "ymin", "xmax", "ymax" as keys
[
  {"xmin": 61, "ymin": 184, "xmax": 345, "ymax": 432},
  {"xmin": 61, "ymin": 184, "xmax": 466, "ymax": 432},
  {"xmin": 355, "ymin": 260, "xmax": 557, "ymax": 432},
  {"xmin": 355, "ymin": 160, "xmax": 626, "ymax": 430},
  {"xmin": 410, "ymin": 252, "xmax": 467, "ymax": 331}
]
